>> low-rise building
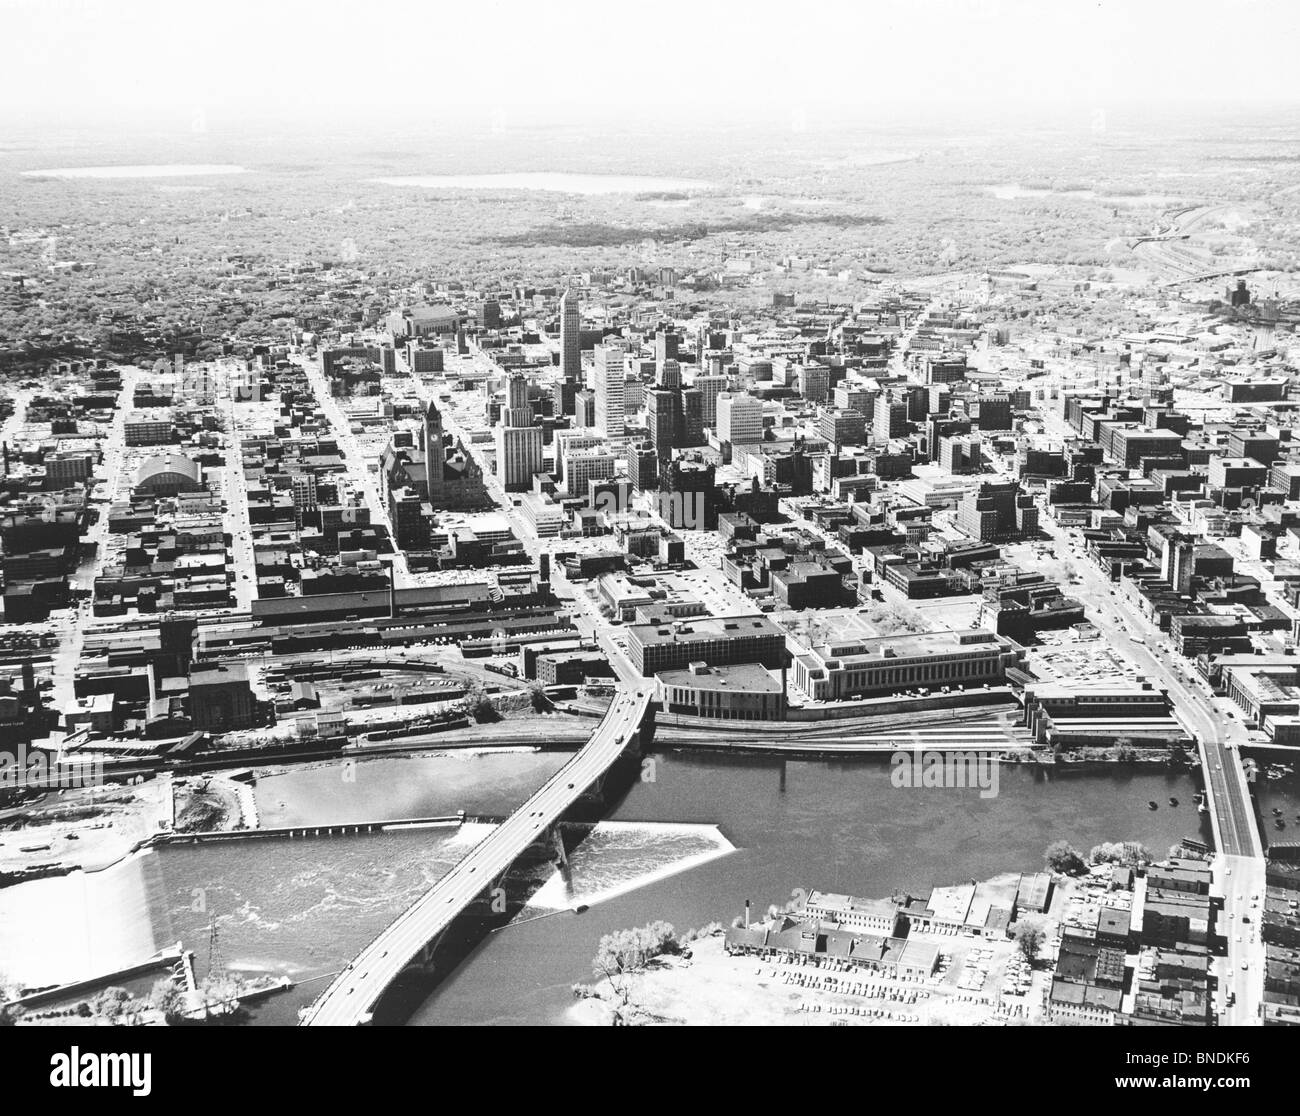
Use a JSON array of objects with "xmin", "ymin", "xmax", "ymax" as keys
[
  {"xmin": 656, "ymin": 662, "xmax": 786, "ymax": 721},
  {"xmin": 791, "ymin": 629, "xmax": 1021, "ymax": 702}
]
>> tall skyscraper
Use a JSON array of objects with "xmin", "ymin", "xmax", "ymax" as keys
[
  {"xmin": 681, "ymin": 388, "xmax": 704, "ymax": 447},
  {"xmin": 503, "ymin": 372, "xmax": 531, "ymax": 426},
  {"xmin": 506, "ymin": 372, "xmax": 529, "ymax": 412},
  {"xmin": 655, "ymin": 330, "xmax": 680, "ymax": 369},
  {"xmin": 560, "ymin": 289, "xmax": 581, "ymax": 381},
  {"xmin": 593, "ymin": 341, "xmax": 627, "ymax": 443},
  {"xmin": 693, "ymin": 374, "xmax": 728, "ymax": 428},
  {"xmin": 646, "ymin": 388, "xmax": 678, "ymax": 459},
  {"xmin": 496, "ymin": 424, "xmax": 543, "ymax": 491},
  {"xmin": 496, "ymin": 372, "xmax": 542, "ymax": 490}
]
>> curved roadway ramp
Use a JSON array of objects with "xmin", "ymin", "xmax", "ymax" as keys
[{"xmin": 299, "ymin": 683, "xmax": 654, "ymax": 1026}]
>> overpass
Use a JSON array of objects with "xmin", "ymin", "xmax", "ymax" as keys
[{"xmin": 299, "ymin": 682, "xmax": 655, "ymax": 1026}]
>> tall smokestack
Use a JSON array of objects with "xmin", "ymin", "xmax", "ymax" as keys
[{"xmin": 744, "ymin": 900, "xmax": 751, "ymax": 929}]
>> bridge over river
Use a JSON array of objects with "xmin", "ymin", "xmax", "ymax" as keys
[{"xmin": 299, "ymin": 682, "xmax": 655, "ymax": 1025}]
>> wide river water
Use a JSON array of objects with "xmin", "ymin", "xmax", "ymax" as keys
[{"xmin": 0, "ymin": 751, "xmax": 1213, "ymax": 1025}]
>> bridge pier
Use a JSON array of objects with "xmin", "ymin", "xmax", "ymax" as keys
[{"xmin": 548, "ymin": 824, "xmax": 568, "ymax": 869}]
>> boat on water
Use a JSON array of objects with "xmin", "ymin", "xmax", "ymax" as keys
[
  {"xmin": 1276, "ymin": 818, "xmax": 1287, "ymax": 830},
  {"xmin": 1147, "ymin": 801, "xmax": 1159, "ymax": 811},
  {"xmin": 1169, "ymin": 797, "xmax": 1179, "ymax": 807}
]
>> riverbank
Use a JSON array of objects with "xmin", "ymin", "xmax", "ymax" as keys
[
  {"xmin": 565, "ymin": 866, "xmax": 1152, "ymax": 1027},
  {"xmin": 0, "ymin": 777, "xmax": 171, "ymax": 880},
  {"xmin": 566, "ymin": 923, "xmax": 1046, "ymax": 1027}
]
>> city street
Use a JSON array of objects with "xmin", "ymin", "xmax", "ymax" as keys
[{"xmin": 1037, "ymin": 410, "xmax": 1265, "ymax": 1024}]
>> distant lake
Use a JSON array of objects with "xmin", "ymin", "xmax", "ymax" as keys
[
  {"xmin": 987, "ymin": 183, "xmax": 1185, "ymax": 205},
  {"xmin": 370, "ymin": 172, "xmax": 713, "ymax": 195},
  {"xmin": 21, "ymin": 165, "xmax": 249, "ymax": 179}
]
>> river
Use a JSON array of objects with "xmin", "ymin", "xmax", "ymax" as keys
[{"xmin": 0, "ymin": 751, "xmax": 1210, "ymax": 1025}]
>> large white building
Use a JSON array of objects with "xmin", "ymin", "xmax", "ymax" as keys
[
  {"xmin": 593, "ymin": 341, "xmax": 627, "ymax": 443},
  {"xmin": 562, "ymin": 446, "xmax": 616, "ymax": 497},
  {"xmin": 716, "ymin": 391, "xmax": 763, "ymax": 446},
  {"xmin": 554, "ymin": 430, "xmax": 606, "ymax": 475},
  {"xmin": 791, "ymin": 629, "xmax": 1022, "ymax": 702},
  {"xmin": 494, "ymin": 371, "xmax": 542, "ymax": 490},
  {"xmin": 495, "ymin": 424, "xmax": 543, "ymax": 491}
]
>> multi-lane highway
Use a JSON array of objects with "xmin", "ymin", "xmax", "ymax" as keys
[{"xmin": 299, "ymin": 683, "xmax": 653, "ymax": 1025}]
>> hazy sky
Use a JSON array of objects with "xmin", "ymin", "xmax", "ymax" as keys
[{"xmin": 1, "ymin": 0, "xmax": 1297, "ymax": 129}]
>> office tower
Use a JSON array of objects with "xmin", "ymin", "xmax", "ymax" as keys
[
  {"xmin": 562, "ymin": 445, "xmax": 616, "ymax": 497},
  {"xmin": 495, "ymin": 373, "xmax": 542, "ymax": 490},
  {"xmin": 503, "ymin": 372, "xmax": 531, "ymax": 426},
  {"xmin": 939, "ymin": 434, "xmax": 982, "ymax": 475},
  {"xmin": 481, "ymin": 299, "xmax": 501, "ymax": 329},
  {"xmin": 593, "ymin": 341, "xmax": 627, "ymax": 442},
  {"xmin": 957, "ymin": 480, "xmax": 1037, "ymax": 541},
  {"xmin": 627, "ymin": 440, "xmax": 659, "ymax": 491},
  {"xmin": 693, "ymin": 374, "xmax": 728, "ymax": 428},
  {"xmin": 506, "ymin": 372, "xmax": 529, "ymax": 412},
  {"xmin": 496, "ymin": 424, "xmax": 544, "ymax": 491},
  {"xmin": 655, "ymin": 330, "xmax": 680, "ymax": 369},
  {"xmin": 623, "ymin": 373, "xmax": 644, "ymax": 413},
  {"xmin": 659, "ymin": 457, "xmax": 717, "ymax": 530},
  {"xmin": 874, "ymin": 399, "xmax": 909, "ymax": 443},
  {"xmin": 1161, "ymin": 534, "xmax": 1196, "ymax": 596},
  {"xmin": 575, "ymin": 390, "xmax": 596, "ymax": 428},
  {"xmin": 716, "ymin": 391, "xmax": 763, "ymax": 446},
  {"xmin": 681, "ymin": 388, "xmax": 703, "ymax": 447},
  {"xmin": 560, "ymin": 289, "xmax": 581, "ymax": 380},
  {"xmin": 290, "ymin": 473, "xmax": 317, "ymax": 529},
  {"xmin": 835, "ymin": 383, "xmax": 874, "ymax": 416},
  {"xmin": 555, "ymin": 429, "xmax": 606, "ymax": 477},
  {"xmin": 796, "ymin": 363, "xmax": 830, "ymax": 404},
  {"xmin": 646, "ymin": 388, "xmax": 678, "ymax": 459},
  {"xmin": 817, "ymin": 408, "xmax": 866, "ymax": 448},
  {"xmin": 975, "ymin": 393, "xmax": 1012, "ymax": 431},
  {"xmin": 552, "ymin": 378, "xmax": 576, "ymax": 418},
  {"xmin": 659, "ymin": 359, "xmax": 682, "ymax": 389}
]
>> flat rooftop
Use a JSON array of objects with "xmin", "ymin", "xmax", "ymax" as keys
[
  {"xmin": 804, "ymin": 891, "xmax": 899, "ymax": 921},
  {"xmin": 815, "ymin": 628, "xmax": 1002, "ymax": 663},
  {"xmin": 629, "ymin": 614, "xmax": 783, "ymax": 646},
  {"xmin": 656, "ymin": 663, "xmax": 782, "ymax": 693}
]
